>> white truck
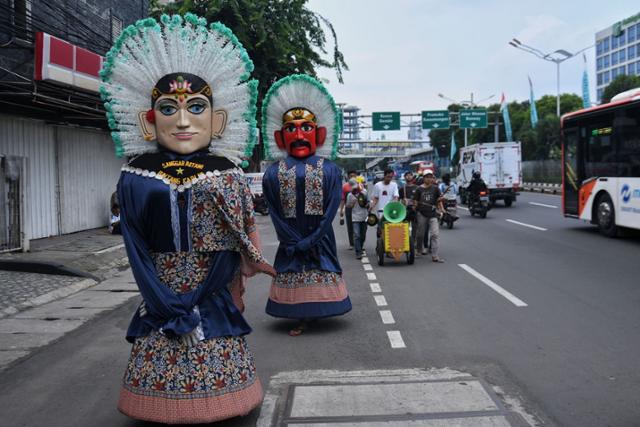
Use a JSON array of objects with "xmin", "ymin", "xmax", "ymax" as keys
[{"xmin": 457, "ymin": 142, "xmax": 522, "ymax": 207}]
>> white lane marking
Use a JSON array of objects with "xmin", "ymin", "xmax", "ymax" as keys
[
  {"xmin": 363, "ymin": 264, "xmax": 373, "ymax": 271},
  {"xmin": 361, "ymin": 257, "xmax": 370, "ymax": 263},
  {"xmin": 93, "ymin": 243, "xmax": 125, "ymax": 254},
  {"xmin": 458, "ymin": 264, "xmax": 528, "ymax": 307},
  {"xmin": 387, "ymin": 331, "xmax": 406, "ymax": 348},
  {"xmin": 506, "ymin": 219, "xmax": 548, "ymax": 231},
  {"xmin": 379, "ymin": 310, "xmax": 395, "ymax": 324},
  {"xmin": 366, "ymin": 272, "xmax": 377, "ymax": 281},
  {"xmin": 458, "ymin": 206, "xmax": 469, "ymax": 211},
  {"xmin": 374, "ymin": 295, "xmax": 388, "ymax": 306},
  {"xmin": 369, "ymin": 282, "xmax": 382, "ymax": 293},
  {"xmin": 529, "ymin": 202, "xmax": 558, "ymax": 209}
]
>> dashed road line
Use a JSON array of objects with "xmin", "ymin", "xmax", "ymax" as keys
[
  {"xmin": 387, "ymin": 331, "xmax": 406, "ymax": 348},
  {"xmin": 506, "ymin": 219, "xmax": 548, "ymax": 231},
  {"xmin": 458, "ymin": 206, "xmax": 469, "ymax": 211},
  {"xmin": 379, "ymin": 310, "xmax": 395, "ymax": 324},
  {"xmin": 458, "ymin": 264, "xmax": 528, "ymax": 307},
  {"xmin": 529, "ymin": 201, "xmax": 558, "ymax": 209},
  {"xmin": 374, "ymin": 295, "xmax": 388, "ymax": 307},
  {"xmin": 361, "ymin": 251, "xmax": 405, "ymax": 349}
]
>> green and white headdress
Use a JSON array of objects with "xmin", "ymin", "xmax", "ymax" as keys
[
  {"xmin": 262, "ymin": 74, "xmax": 342, "ymax": 161},
  {"xmin": 100, "ymin": 14, "xmax": 258, "ymax": 166}
]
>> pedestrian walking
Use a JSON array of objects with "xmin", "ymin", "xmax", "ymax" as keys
[
  {"xmin": 369, "ymin": 169, "xmax": 399, "ymax": 219},
  {"xmin": 413, "ymin": 169, "xmax": 445, "ymax": 262},
  {"xmin": 345, "ymin": 184, "xmax": 369, "ymax": 259},
  {"xmin": 339, "ymin": 170, "xmax": 358, "ymax": 249}
]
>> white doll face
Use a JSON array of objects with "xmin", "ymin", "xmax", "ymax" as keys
[{"xmin": 153, "ymin": 93, "xmax": 213, "ymax": 154}]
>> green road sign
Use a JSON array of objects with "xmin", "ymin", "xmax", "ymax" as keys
[
  {"xmin": 460, "ymin": 109, "xmax": 488, "ymax": 129},
  {"xmin": 372, "ymin": 112, "xmax": 400, "ymax": 131},
  {"xmin": 421, "ymin": 110, "xmax": 450, "ymax": 130}
]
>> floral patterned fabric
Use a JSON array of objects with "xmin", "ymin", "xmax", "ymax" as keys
[
  {"xmin": 151, "ymin": 252, "xmax": 215, "ymax": 294},
  {"xmin": 124, "ymin": 250, "xmax": 257, "ymax": 400},
  {"xmin": 277, "ymin": 158, "xmax": 324, "ymax": 218},
  {"xmin": 277, "ymin": 160, "xmax": 297, "ymax": 218},
  {"xmin": 273, "ymin": 270, "xmax": 341, "ymax": 289},
  {"xmin": 122, "ymin": 332, "xmax": 257, "ymax": 399},
  {"xmin": 305, "ymin": 158, "xmax": 324, "ymax": 215},
  {"xmin": 184, "ymin": 170, "xmax": 265, "ymax": 267}
]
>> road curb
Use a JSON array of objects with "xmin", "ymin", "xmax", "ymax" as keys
[
  {"xmin": 521, "ymin": 182, "xmax": 561, "ymax": 194},
  {"xmin": 0, "ymin": 260, "xmax": 100, "ymax": 280},
  {"xmin": 0, "ymin": 278, "xmax": 97, "ymax": 319}
]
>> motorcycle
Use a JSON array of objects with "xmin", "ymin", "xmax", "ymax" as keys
[
  {"xmin": 469, "ymin": 190, "xmax": 489, "ymax": 218},
  {"xmin": 440, "ymin": 199, "xmax": 459, "ymax": 229},
  {"xmin": 253, "ymin": 194, "xmax": 269, "ymax": 215}
]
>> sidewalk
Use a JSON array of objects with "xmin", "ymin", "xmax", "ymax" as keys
[
  {"xmin": 0, "ymin": 268, "xmax": 138, "ymax": 371},
  {"xmin": 0, "ymin": 227, "xmax": 136, "ymax": 370},
  {"xmin": 0, "ymin": 228, "xmax": 128, "ymax": 318}
]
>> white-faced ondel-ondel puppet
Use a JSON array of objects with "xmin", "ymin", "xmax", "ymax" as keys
[
  {"xmin": 262, "ymin": 74, "xmax": 352, "ymax": 336},
  {"xmin": 100, "ymin": 14, "xmax": 275, "ymax": 424}
]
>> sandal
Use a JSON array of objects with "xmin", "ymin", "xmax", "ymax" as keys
[
  {"xmin": 288, "ymin": 321, "xmax": 307, "ymax": 336},
  {"xmin": 432, "ymin": 257, "xmax": 445, "ymax": 263}
]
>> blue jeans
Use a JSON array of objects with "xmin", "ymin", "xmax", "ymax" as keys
[{"xmin": 353, "ymin": 221, "xmax": 367, "ymax": 257}]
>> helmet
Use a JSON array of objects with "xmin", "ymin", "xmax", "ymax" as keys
[{"xmin": 472, "ymin": 171, "xmax": 481, "ymax": 179}]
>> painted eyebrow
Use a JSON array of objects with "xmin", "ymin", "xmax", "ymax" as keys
[
  {"xmin": 156, "ymin": 99, "xmax": 178, "ymax": 106},
  {"xmin": 186, "ymin": 98, "xmax": 210, "ymax": 106}
]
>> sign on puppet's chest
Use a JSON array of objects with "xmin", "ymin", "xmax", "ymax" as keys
[{"xmin": 158, "ymin": 159, "xmax": 206, "ymax": 186}]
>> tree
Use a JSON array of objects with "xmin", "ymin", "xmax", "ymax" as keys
[
  {"xmin": 152, "ymin": 0, "xmax": 348, "ymax": 167},
  {"xmin": 601, "ymin": 74, "xmax": 640, "ymax": 103}
]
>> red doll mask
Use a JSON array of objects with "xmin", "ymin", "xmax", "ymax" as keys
[{"xmin": 274, "ymin": 108, "xmax": 326, "ymax": 158}]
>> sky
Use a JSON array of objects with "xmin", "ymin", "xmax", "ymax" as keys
[{"xmin": 307, "ymin": 0, "xmax": 638, "ymax": 139}]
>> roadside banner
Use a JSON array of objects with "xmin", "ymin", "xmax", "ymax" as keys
[
  {"xmin": 528, "ymin": 76, "xmax": 538, "ymax": 128},
  {"xmin": 500, "ymin": 93, "xmax": 513, "ymax": 141}
]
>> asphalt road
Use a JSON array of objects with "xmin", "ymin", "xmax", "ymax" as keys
[{"xmin": 1, "ymin": 191, "xmax": 639, "ymax": 426}]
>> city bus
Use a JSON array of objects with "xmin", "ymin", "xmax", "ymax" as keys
[{"xmin": 561, "ymin": 88, "xmax": 640, "ymax": 236}]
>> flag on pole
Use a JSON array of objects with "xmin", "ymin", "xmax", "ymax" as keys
[
  {"xmin": 448, "ymin": 132, "xmax": 457, "ymax": 173},
  {"xmin": 450, "ymin": 131, "xmax": 457, "ymax": 162},
  {"xmin": 500, "ymin": 93, "xmax": 513, "ymax": 141},
  {"xmin": 582, "ymin": 53, "xmax": 591, "ymax": 108},
  {"xmin": 528, "ymin": 76, "xmax": 538, "ymax": 128}
]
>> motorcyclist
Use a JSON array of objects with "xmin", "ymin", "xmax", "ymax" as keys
[
  {"xmin": 438, "ymin": 174, "xmax": 458, "ymax": 223},
  {"xmin": 466, "ymin": 171, "xmax": 488, "ymax": 205},
  {"xmin": 439, "ymin": 174, "xmax": 458, "ymax": 202}
]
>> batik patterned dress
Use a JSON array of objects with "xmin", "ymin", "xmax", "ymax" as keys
[
  {"xmin": 116, "ymin": 150, "xmax": 271, "ymax": 424},
  {"xmin": 263, "ymin": 154, "xmax": 351, "ymax": 319}
]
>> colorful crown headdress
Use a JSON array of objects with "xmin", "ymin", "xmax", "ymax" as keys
[
  {"xmin": 100, "ymin": 14, "xmax": 258, "ymax": 166},
  {"xmin": 262, "ymin": 74, "xmax": 342, "ymax": 161}
]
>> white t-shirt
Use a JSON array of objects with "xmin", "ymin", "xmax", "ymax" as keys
[
  {"xmin": 439, "ymin": 182, "xmax": 458, "ymax": 200},
  {"xmin": 372, "ymin": 181, "xmax": 399, "ymax": 216}
]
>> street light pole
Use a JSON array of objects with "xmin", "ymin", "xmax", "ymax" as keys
[
  {"xmin": 509, "ymin": 39, "xmax": 593, "ymax": 117},
  {"xmin": 556, "ymin": 62, "xmax": 560, "ymax": 116}
]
